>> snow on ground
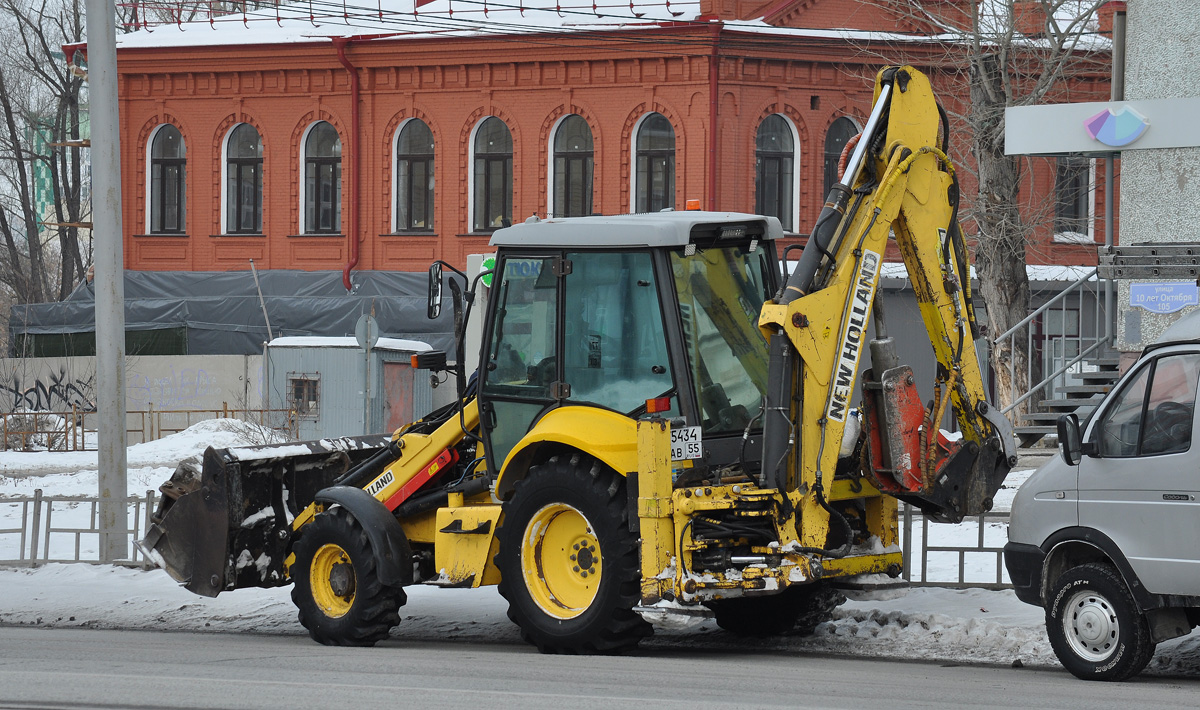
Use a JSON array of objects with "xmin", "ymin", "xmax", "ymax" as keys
[{"xmin": 2, "ymin": 421, "xmax": 1200, "ymax": 677}]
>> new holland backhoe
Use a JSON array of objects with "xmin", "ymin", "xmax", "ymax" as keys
[{"xmin": 139, "ymin": 65, "xmax": 1017, "ymax": 653}]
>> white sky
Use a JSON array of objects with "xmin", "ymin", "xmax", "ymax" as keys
[{"xmin": 0, "ymin": 418, "xmax": 1197, "ymax": 676}]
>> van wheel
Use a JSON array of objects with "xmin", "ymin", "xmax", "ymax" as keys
[
  {"xmin": 1046, "ymin": 563, "xmax": 1155, "ymax": 681},
  {"xmin": 495, "ymin": 454, "xmax": 652, "ymax": 654},
  {"xmin": 290, "ymin": 507, "xmax": 406, "ymax": 646}
]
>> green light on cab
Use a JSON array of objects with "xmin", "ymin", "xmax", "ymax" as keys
[{"xmin": 480, "ymin": 256, "xmax": 496, "ymax": 288}]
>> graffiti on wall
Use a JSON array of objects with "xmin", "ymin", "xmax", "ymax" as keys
[
  {"xmin": 127, "ymin": 366, "xmax": 224, "ymax": 410},
  {"xmin": 0, "ymin": 356, "xmax": 255, "ymax": 415},
  {"xmin": 0, "ymin": 368, "xmax": 97, "ymax": 413}
]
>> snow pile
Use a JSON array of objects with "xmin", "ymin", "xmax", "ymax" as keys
[{"xmin": 0, "ymin": 418, "xmax": 287, "ymax": 497}]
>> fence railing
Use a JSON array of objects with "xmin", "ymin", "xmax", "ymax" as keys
[
  {"xmin": 0, "ymin": 490, "xmax": 160, "ymax": 568},
  {"xmin": 901, "ymin": 504, "xmax": 1010, "ymax": 589},
  {"xmin": 991, "ymin": 267, "xmax": 1112, "ymax": 416},
  {"xmin": 0, "ymin": 404, "xmax": 298, "ymax": 452},
  {"xmin": 1, "ymin": 492, "xmax": 1014, "ymax": 589}
]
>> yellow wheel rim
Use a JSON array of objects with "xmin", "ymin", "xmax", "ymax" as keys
[
  {"xmin": 310, "ymin": 543, "xmax": 356, "ymax": 618},
  {"xmin": 521, "ymin": 502, "xmax": 602, "ymax": 620}
]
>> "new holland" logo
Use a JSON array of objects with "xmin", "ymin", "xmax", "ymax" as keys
[
  {"xmin": 366, "ymin": 470, "xmax": 395, "ymax": 498},
  {"xmin": 827, "ymin": 249, "xmax": 881, "ymax": 422}
]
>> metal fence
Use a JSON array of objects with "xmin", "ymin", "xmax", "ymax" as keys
[
  {"xmin": 0, "ymin": 404, "xmax": 298, "ymax": 452},
  {"xmin": 0, "ymin": 492, "xmax": 1013, "ymax": 589},
  {"xmin": 0, "ymin": 490, "xmax": 160, "ymax": 568},
  {"xmin": 901, "ymin": 504, "xmax": 1010, "ymax": 589}
]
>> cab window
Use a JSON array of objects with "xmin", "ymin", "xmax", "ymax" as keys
[
  {"xmin": 482, "ymin": 257, "xmax": 557, "ymax": 397},
  {"xmin": 563, "ymin": 251, "xmax": 674, "ymax": 414},
  {"xmin": 670, "ymin": 244, "xmax": 772, "ymax": 435},
  {"xmin": 1094, "ymin": 352, "xmax": 1199, "ymax": 457}
]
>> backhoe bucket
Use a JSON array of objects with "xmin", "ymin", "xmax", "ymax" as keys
[
  {"xmin": 862, "ymin": 364, "xmax": 1013, "ymax": 523},
  {"xmin": 137, "ymin": 435, "xmax": 390, "ymax": 597}
]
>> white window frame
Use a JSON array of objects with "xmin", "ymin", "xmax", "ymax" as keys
[
  {"xmin": 546, "ymin": 113, "xmax": 570, "ymax": 218},
  {"xmin": 298, "ymin": 120, "xmax": 342, "ymax": 235},
  {"xmin": 467, "ymin": 116, "xmax": 513, "ymax": 232},
  {"xmin": 1052, "ymin": 157, "xmax": 1097, "ymax": 245},
  {"xmin": 465, "ymin": 117, "xmax": 488, "ymax": 232},
  {"xmin": 629, "ymin": 112, "xmax": 675, "ymax": 214},
  {"xmin": 144, "ymin": 123, "xmax": 184, "ymax": 234},
  {"xmin": 755, "ymin": 113, "xmax": 802, "ymax": 233},
  {"xmin": 219, "ymin": 122, "xmax": 263, "ymax": 235}
]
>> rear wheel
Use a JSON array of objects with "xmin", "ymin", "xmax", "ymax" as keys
[
  {"xmin": 1046, "ymin": 563, "xmax": 1155, "ymax": 681},
  {"xmin": 495, "ymin": 453, "xmax": 652, "ymax": 654},
  {"xmin": 710, "ymin": 583, "xmax": 845, "ymax": 637},
  {"xmin": 290, "ymin": 506, "xmax": 406, "ymax": 646}
]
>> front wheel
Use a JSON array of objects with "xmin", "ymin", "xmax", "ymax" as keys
[
  {"xmin": 1046, "ymin": 563, "xmax": 1155, "ymax": 681},
  {"xmin": 495, "ymin": 453, "xmax": 652, "ymax": 654},
  {"xmin": 290, "ymin": 506, "xmax": 406, "ymax": 646}
]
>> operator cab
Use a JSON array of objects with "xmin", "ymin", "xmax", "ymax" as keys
[{"xmin": 478, "ymin": 211, "xmax": 783, "ymax": 482}]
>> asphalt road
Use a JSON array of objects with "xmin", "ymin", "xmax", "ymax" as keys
[{"xmin": 1, "ymin": 627, "xmax": 1198, "ymax": 710}]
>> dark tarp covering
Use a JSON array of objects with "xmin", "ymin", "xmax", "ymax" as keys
[{"xmin": 8, "ymin": 270, "xmax": 456, "ymax": 356}]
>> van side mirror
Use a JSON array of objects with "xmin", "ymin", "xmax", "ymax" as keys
[
  {"xmin": 427, "ymin": 262, "xmax": 443, "ymax": 320},
  {"xmin": 1058, "ymin": 413, "xmax": 1083, "ymax": 466}
]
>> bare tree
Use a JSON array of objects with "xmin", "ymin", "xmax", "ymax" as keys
[
  {"xmin": 0, "ymin": 0, "xmax": 91, "ymax": 317},
  {"xmin": 858, "ymin": 1, "xmax": 1110, "ymax": 416}
]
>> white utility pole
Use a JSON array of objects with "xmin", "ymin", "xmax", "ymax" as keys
[{"xmin": 85, "ymin": 0, "xmax": 128, "ymax": 562}]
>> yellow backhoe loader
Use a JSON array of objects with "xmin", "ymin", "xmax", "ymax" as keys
[{"xmin": 140, "ymin": 65, "xmax": 1016, "ymax": 653}]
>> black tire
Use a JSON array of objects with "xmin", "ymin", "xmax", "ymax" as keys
[
  {"xmin": 710, "ymin": 583, "xmax": 846, "ymax": 637},
  {"xmin": 1046, "ymin": 563, "xmax": 1155, "ymax": 681},
  {"xmin": 494, "ymin": 453, "xmax": 652, "ymax": 654},
  {"xmin": 290, "ymin": 506, "xmax": 406, "ymax": 646},
  {"xmin": 794, "ymin": 583, "xmax": 848, "ymax": 635}
]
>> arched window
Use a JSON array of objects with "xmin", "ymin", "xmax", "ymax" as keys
[
  {"xmin": 472, "ymin": 117, "xmax": 513, "ymax": 231},
  {"xmin": 634, "ymin": 113, "xmax": 674, "ymax": 213},
  {"xmin": 823, "ymin": 117, "xmax": 859, "ymax": 196},
  {"xmin": 395, "ymin": 119, "xmax": 434, "ymax": 231},
  {"xmin": 552, "ymin": 115, "xmax": 593, "ymax": 217},
  {"xmin": 150, "ymin": 124, "xmax": 186, "ymax": 234},
  {"xmin": 755, "ymin": 115, "xmax": 796, "ymax": 232},
  {"xmin": 225, "ymin": 124, "xmax": 262, "ymax": 234},
  {"xmin": 304, "ymin": 121, "xmax": 341, "ymax": 234}
]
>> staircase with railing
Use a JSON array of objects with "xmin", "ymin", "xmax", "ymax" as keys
[{"xmin": 990, "ymin": 267, "xmax": 1120, "ymax": 450}]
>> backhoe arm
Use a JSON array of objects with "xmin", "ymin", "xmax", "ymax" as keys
[{"xmin": 759, "ymin": 66, "xmax": 1016, "ymax": 526}]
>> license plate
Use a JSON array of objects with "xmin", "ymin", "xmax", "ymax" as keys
[{"xmin": 670, "ymin": 425, "xmax": 703, "ymax": 461}]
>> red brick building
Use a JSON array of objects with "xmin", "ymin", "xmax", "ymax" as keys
[{"xmin": 107, "ymin": 0, "xmax": 1114, "ymax": 284}]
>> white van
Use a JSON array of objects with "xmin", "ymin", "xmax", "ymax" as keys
[{"xmin": 1005, "ymin": 312, "xmax": 1200, "ymax": 681}]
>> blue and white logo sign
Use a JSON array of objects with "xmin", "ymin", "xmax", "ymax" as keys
[
  {"xmin": 1130, "ymin": 282, "xmax": 1199, "ymax": 313},
  {"xmin": 1085, "ymin": 106, "xmax": 1150, "ymax": 147}
]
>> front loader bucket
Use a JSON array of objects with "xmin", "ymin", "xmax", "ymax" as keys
[{"xmin": 137, "ymin": 435, "xmax": 390, "ymax": 597}]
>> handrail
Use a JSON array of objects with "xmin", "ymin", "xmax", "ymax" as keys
[
  {"xmin": 1001, "ymin": 338, "xmax": 1106, "ymax": 414},
  {"xmin": 996, "ymin": 267, "xmax": 1098, "ymax": 342},
  {"xmin": 991, "ymin": 265, "xmax": 1113, "ymax": 429}
]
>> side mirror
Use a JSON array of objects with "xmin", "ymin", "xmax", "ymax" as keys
[
  {"xmin": 1058, "ymin": 412, "xmax": 1083, "ymax": 466},
  {"xmin": 427, "ymin": 262, "xmax": 443, "ymax": 320}
]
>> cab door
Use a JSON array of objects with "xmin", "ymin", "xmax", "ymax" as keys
[
  {"xmin": 478, "ymin": 253, "xmax": 561, "ymax": 473},
  {"xmin": 1079, "ymin": 350, "xmax": 1200, "ymax": 595},
  {"xmin": 478, "ymin": 249, "xmax": 676, "ymax": 474}
]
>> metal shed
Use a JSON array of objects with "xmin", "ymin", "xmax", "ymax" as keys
[{"xmin": 265, "ymin": 336, "xmax": 434, "ymax": 440}]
